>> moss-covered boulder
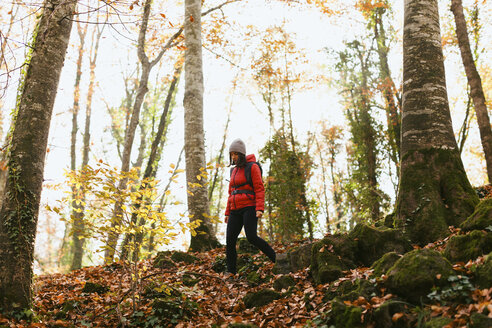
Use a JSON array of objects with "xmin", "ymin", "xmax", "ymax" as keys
[
  {"xmin": 348, "ymin": 224, "xmax": 412, "ymax": 266},
  {"xmin": 385, "ymin": 249, "xmax": 454, "ymax": 304},
  {"xmin": 153, "ymin": 252, "xmax": 177, "ymax": 269},
  {"xmin": 443, "ymin": 230, "xmax": 492, "ymax": 263},
  {"xmin": 474, "ymin": 251, "xmax": 492, "ymax": 289},
  {"xmin": 211, "ymin": 256, "xmax": 227, "ymax": 273},
  {"xmin": 171, "ymin": 251, "xmax": 198, "ymax": 264},
  {"xmin": 423, "ymin": 317, "xmax": 452, "ymax": 328},
  {"xmin": 82, "ymin": 282, "xmax": 109, "ymax": 294},
  {"xmin": 323, "ymin": 279, "xmax": 377, "ymax": 302},
  {"xmin": 326, "ymin": 297, "xmax": 364, "ymax": 328},
  {"xmin": 371, "ymin": 252, "xmax": 402, "ymax": 277},
  {"xmin": 151, "ymin": 296, "xmax": 197, "ymax": 324},
  {"xmin": 461, "ymin": 198, "xmax": 492, "ymax": 231},
  {"xmin": 272, "ymin": 242, "xmax": 313, "ymax": 274},
  {"xmin": 311, "ymin": 234, "xmax": 357, "ymax": 285},
  {"xmin": 227, "ymin": 323, "xmax": 259, "ymax": 328},
  {"xmin": 469, "ymin": 312, "xmax": 492, "ymax": 328},
  {"xmin": 182, "ymin": 273, "xmax": 200, "ymax": 287},
  {"xmin": 238, "ymin": 237, "xmax": 259, "ymax": 254},
  {"xmin": 243, "ymin": 289, "xmax": 281, "ymax": 308},
  {"xmin": 273, "ymin": 275, "xmax": 295, "ymax": 292},
  {"xmin": 371, "ymin": 299, "xmax": 409, "ymax": 328}
]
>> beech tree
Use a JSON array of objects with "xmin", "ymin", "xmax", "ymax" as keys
[
  {"xmin": 395, "ymin": 0, "xmax": 478, "ymax": 245},
  {"xmin": 0, "ymin": 0, "xmax": 77, "ymax": 311},
  {"xmin": 451, "ymin": 0, "xmax": 492, "ymax": 182},
  {"xmin": 183, "ymin": 0, "xmax": 220, "ymax": 251}
]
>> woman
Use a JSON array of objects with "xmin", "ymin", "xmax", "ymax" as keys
[{"xmin": 225, "ymin": 138, "xmax": 276, "ymax": 275}]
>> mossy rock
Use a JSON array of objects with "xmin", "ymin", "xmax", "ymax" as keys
[
  {"xmin": 246, "ymin": 271, "xmax": 261, "ymax": 285},
  {"xmin": 237, "ymin": 255, "xmax": 260, "ymax": 275},
  {"xmin": 371, "ymin": 299, "xmax": 409, "ymax": 328},
  {"xmin": 272, "ymin": 253, "xmax": 290, "ymax": 274},
  {"xmin": 171, "ymin": 251, "xmax": 198, "ymax": 264},
  {"xmin": 273, "ymin": 275, "xmax": 295, "ymax": 291},
  {"xmin": 243, "ymin": 289, "xmax": 281, "ymax": 308},
  {"xmin": 327, "ymin": 297, "xmax": 364, "ymax": 328},
  {"xmin": 272, "ymin": 242, "xmax": 313, "ymax": 274},
  {"xmin": 227, "ymin": 323, "xmax": 259, "ymax": 328},
  {"xmin": 311, "ymin": 234, "xmax": 357, "ymax": 285},
  {"xmin": 474, "ymin": 251, "xmax": 492, "ymax": 289},
  {"xmin": 371, "ymin": 252, "xmax": 402, "ymax": 277},
  {"xmin": 348, "ymin": 223, "xmax": 412, "ymax": 266},
  {"xmin": 423, "ymin": 317, "xmax": 452, "ymax": 328},
  {"xmin": 182, "ymin": 273, "xmax": 200, "ymax": 287},
  {"xmin": 151, "ymin": 296, "xmax": 197, "ymax": 322},
  {"xmin": 212, "ymin": 256, "xmax": 227, "ymax": 273},
  {"xmin": 55, "ymin": 300, "xmax": 80, "ymax": 319},
  {"xmin": 461, "ymin": 198, "xmax": 492, "ymax": 231},
  {"xmin": 323, "ymin": 279, "xmax": 377, "ymax": 302},
  {"xmin": 469, "ymin": 312, "xmax": 492, "ymax": 328},
  {"xmin": 385, "ymin": 249, "xmax": 454, "ymax": 304},
  {"xmin": 82, "ymin": 282, "xmax": 109, "ymax": 294},
  {"xmin": 153, "ymin": 252, "xmax": 177, "ymax": 269},
  {"xmin": 238, "ymin": 237, "xmax": 259, "ymax": 254},
  {"xmin": 443, "ymin": 230, "xmax": 492, "ymax": 263}
]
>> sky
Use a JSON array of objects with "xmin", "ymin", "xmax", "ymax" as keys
[{"xmin": 1, "ymin": 0, "xmax": 491, "ymax": 271}]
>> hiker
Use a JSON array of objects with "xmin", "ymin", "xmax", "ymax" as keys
[{"xmin": 225, "ymin": 138, "xmax": 276, "ymax": 275}]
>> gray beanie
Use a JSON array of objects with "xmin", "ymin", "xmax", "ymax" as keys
[{"xmin": 229, "ymin": 138, "xmax": 246, "ymax": 155}]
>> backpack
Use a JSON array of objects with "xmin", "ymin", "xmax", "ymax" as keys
[{"xmin": 230, "ymin": 161, "xmax": 263, "ymax": 192}]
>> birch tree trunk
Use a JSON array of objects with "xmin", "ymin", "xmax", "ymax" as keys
[
  {"xmin": 0, "ymin": 0, "xmax": 76, "ymax": 311},
  {"xmin": 451, "ymin": 0, "xmax": 492, "ymax": 182},
  {"xmin": 184, "ymin": 0, "xmax": 219, "ymax": 251},
  {"xmin": 395, "ymin": 0, "xmax": 478, "ymax": 245}
]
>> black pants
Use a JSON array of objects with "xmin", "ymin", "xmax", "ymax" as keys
[{"xmin": 226, "ymin": 206, "xmax": 276, "ymax": 274}]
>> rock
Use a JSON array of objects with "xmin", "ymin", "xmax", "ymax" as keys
[
  {"xmin": 212, "ymin": 256, "xmax": 227, "ymax": 273},
  {"xmin": 171, "ymin": 251, "xmax": 198, "ymax": 264},
  {"xmin": 348, "ymin": 223, "xmax": 412, "ymax": 267},
  {"xmin": 227, "ymin": 323, "xmax": 259, "ymax": 328},
  {"xmin": 385, "ymin": 249, "xmax": 454, "ymax": 304},
  {"xmin": 272, "ymin": 242, "xmax": 313, "ymax": 274},
  {"xmin": 272, "ymin": 253, "xmax": 290, "ymax": 274},
  {"xmin": 371, "ymin": 252, "xmax": 402, "ymax": 277},
  {"xmin": 469, "ymin": 312, "xmax": 492, "ymax": 328},
  {"xmin": 82, "ymin": 282, "xmax": 109, "ymax": 294},
  {"xmin": 474, "ymin": 252, "xmax": 492, "ymax": 289},
  {"xmin": 461, "ymin": 198, "xmax": 492, "ymax": 231},
  {"xmin": 182, "ymin": 273, "xmax": 200, "ymax": 287},
  {"xmin": 327, "ymin": 297, "xmax": 364, "ymax": 328},
  {"xmin": 152, "ymin": 297, "xmax": 197, "ymax": 322},
  {"xmin": 323, "ymin": 279, "xmax": 377, "ymax": 302},
  {"xmin": 243, "ymin": 289, "xmax": 281, "ymax": 308},
  {"xmin": 273, "ymin": 275, "xmax": 295, "ymax": 291},
  {"xmin": 371, "ymin": 299, "xmax": 409, "ymax": 328},
  {"xmin": 423, "ymin": 317, "xmax": 452, "ymax": 328},
  {"xmin": 311, "ymin": 234, "xmax": 357, "ymax": 285},
  {"xmin": 238, "ymin": 237, "xmax": 259, "ymax": 254},
  {"xmin": 246, "ymin": 271, "xmax": 261, "ymax": 285},
  {"xmin": 443, "ymin": 230, "xmax": 492, "ymax": 263},
  {"xmin": 153, "ymin": 252, "xmax": 177, "ymax": 269}
]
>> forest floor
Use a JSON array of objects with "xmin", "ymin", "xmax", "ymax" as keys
[{"xmin": 0, "ymin": 237, "xmax": 491, "ymax": 327}]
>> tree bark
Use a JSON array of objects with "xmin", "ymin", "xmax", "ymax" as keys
[
  {"xmin": 70, "ymin": 17, "xmax": 88, "ymax": 271},
  {"xmin": 395, "ymin": 0, "xmax": 478, "ymax": 245},
  {"xmin": 0, "ymin": 0, "xmax": 76, "ymax": 311},
  {"xmin": 184, "ymin": 0, "xmax": 220, "ymax": 251},
  {"xmin": 451, "ymin": 0, "xmax": 492, "ymax": 182}
]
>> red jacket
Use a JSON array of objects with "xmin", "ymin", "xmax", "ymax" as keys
[{"xmin": 225, "ymin": 154, "xmax": 265, "ymax": 216}]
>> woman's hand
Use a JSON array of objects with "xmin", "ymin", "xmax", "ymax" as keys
[
  {"xmin": 225, "ymin": 216, "xmax": 229, "ymax": 223},
  {"xmin": 256, "ymin": 211, "xmax": 263, "ymax": 219}
]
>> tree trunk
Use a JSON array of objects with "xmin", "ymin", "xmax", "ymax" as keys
[
  {"xmin": 70, "ymin": 18, "xmax": 88, "ymax": 271},
  {"xmin": 451, "ymin": 0, "xmax": 492, "ymax": 182},
  {"xmin": 0, "ymin": 0, "xmax": 76, "ymax": 311},
  {"xmin": 184, "ymin": 0, "xmax": 220, "ymax": 251},
  {"xmin": 395, "ymin": 0, "xmax": 478, "ymax": 245}
]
